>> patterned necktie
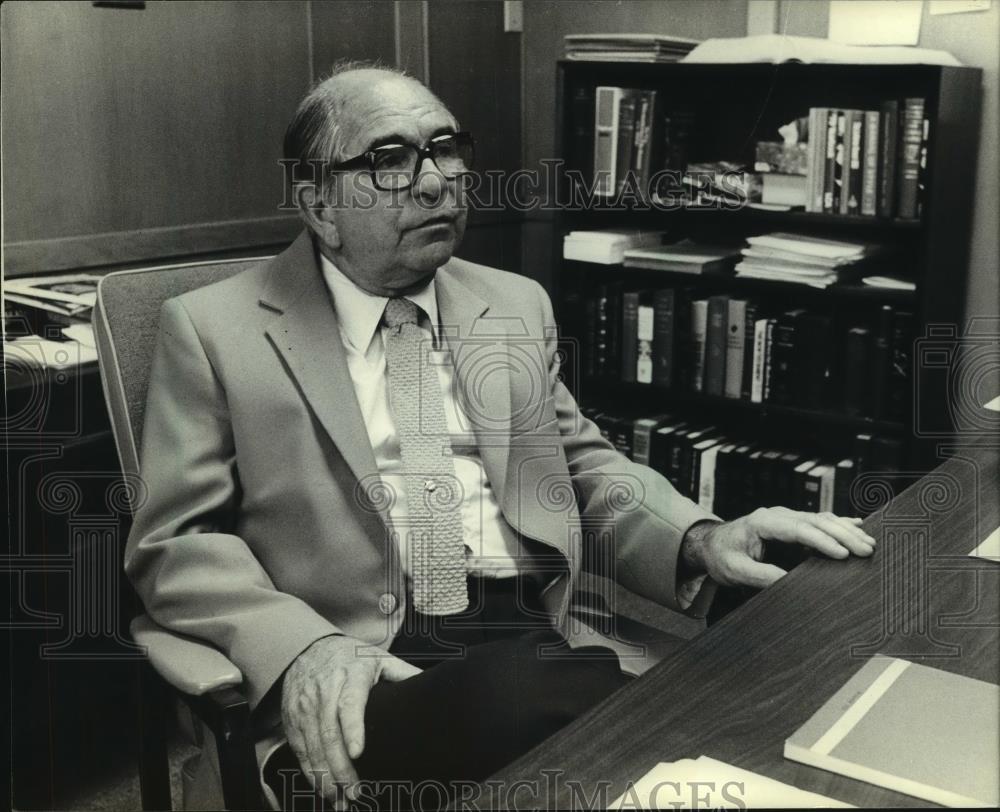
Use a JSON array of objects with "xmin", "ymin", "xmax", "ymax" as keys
[{"xmin": 382, "ymin": 297, "xmax": 469, "ymax": 615}]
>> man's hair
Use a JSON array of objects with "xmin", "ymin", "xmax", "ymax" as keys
[{"xmin": 283, "ymin": 59, "xmax": 413, "ymax": 174}]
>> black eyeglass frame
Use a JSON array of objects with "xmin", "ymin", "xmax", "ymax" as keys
[{"xmin": 328, "ymin": 131, "xmax": 475, "ymax": 191}]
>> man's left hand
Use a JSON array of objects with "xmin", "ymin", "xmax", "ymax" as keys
[{"xmin": 682, "ymin": 507, "xmax": 876, "ymax": 589}]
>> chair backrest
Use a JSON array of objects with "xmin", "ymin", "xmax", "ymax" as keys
[{"xmin": 94, "ymin": 256, "xmax": 271, "ymax": 476}]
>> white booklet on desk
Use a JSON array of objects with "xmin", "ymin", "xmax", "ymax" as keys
[
  {"xmin": 610, "ymin": 755, "xmax": 852, "ymax": 809},
  {"xmin": 785, "ymin": 655, "xmax": 999, "ymax": 807}
]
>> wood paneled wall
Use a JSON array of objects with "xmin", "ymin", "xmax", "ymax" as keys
[{"xmin": 3, "ymin": 0, "xmax": 522, "ymax": 277}]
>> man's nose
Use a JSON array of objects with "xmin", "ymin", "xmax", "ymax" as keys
[{"xmin": 411, "ymin": 157, "xmax": 449, "ymax": 202}]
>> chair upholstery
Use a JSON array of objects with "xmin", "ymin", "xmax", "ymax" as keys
[
  {"xmin": 94, "ymin": 257, "xmax": 268, "ymax": 476},
  {"xmin": 95, "ymin": 256, "xmax": 274, "ymax": 811}
]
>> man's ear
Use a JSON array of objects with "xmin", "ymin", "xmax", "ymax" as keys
[{"xmin": 294, "ymin": 182, "xmax": 342, "ymax": 249}]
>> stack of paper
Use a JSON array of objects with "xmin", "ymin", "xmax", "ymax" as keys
[
  {"xmin": 681, "ymin": 34, "xmax": 961, "ymax": 67},
  {"xmin": 610, "ymin": 755, "xmax": 853, "ymax": 809},
  {"xmin": 563, "ymin": 229, "xmax": 666, "ymax": 264},
  {"xmin": 735, "ymin": 232, "xmax": 878, "ymax": 288},
  {"xmin": 565, "ymin": 34, "xmax": 699, "ymax": 63},
  {"xmin": 5, "ymin": 273, "xmax": 99, "ymax": 320}
]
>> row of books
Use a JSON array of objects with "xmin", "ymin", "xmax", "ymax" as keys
[
  {"xmin": 801, "ymin": 99, "xmax": 928, "ymax": 220},
  {"xmin": 575, "ymin": 283, "xmax": 913, "ymax": 422},
  {"xmin": 581, "ymin": 406, "xmax": 903, "ymax": 518},
  {"xmin": 590, "ymin": 86, "xmax": 695, "ymax": 196}
]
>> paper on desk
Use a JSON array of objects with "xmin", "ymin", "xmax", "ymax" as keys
[
  {"xmin": 63, "ymin": 322, "xmax": 97, "ymax": 349},
  {"xmin": 6, "ymin": 335, "xmax": 99, "ymax": 368},
  {"xmin": 969, "ymin": 527, "xmax": 1000, "ymax": 562},
  {"xmin": 610, "ymin": 755, "xmax": 853, "ymax": 809}
]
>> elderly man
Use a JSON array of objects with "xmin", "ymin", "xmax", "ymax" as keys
[{"xmin": 127, "ymin": 63, "xmax": 875, "ymax": 810}]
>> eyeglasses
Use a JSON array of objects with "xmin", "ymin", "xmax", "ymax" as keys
[{"xmin": 329, "ymin": 131, "xmax": 475, "ymax": 191}]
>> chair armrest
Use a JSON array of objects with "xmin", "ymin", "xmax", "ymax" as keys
[{"xmin": 131, "ymin": 614, "xmax": 244, "ymax": 696}]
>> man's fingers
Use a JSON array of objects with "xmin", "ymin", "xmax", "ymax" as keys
[
  {"xmin": 285, "ymin": 722, "xmax": 317, "ymax": 789},
  {"xmin": 338, "ymin": 671, "xmax": 374, "ymax": 760},
  {"xmin": 728, "ymin": 556, "xmax": 787, "ymax": 590},
  {"xmin": 812, "ymin": 513, "xmax": 876, "ymax": 556},
  {"xmin": 317, "ymin": 676, "xmax": 360, "ymax": 794},
  {"xmin": 754, "ymin": 511, "xmax": 850, "ymax": 559},
  {"xmin": 380, "ymin": 654, "xmax": 422, "ymax": 682}
]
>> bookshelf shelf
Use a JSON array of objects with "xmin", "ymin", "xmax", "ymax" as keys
[
  {"xmin": 554, "ymin": 60, "xmax": 983, "ymax": 477},
  {"xmin": 582, "ymin": 381, "xmax": 907, "ymax": 435}
]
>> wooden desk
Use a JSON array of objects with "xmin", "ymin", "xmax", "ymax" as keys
[{"xmin": 472, "ymin": 445, "xmax": 999, "ymax": 809}]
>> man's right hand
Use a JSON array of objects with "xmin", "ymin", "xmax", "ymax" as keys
[{"xmin": 281, "ymin": 634, "xmax": 421, "ymax": 801}]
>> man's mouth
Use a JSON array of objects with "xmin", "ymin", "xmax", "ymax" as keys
[{"xmin": 412, "ymin": 215, "xmax": 455, "ymax": 229}]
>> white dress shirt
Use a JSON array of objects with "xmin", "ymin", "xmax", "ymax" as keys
[{"xmin": 320, "ymin": 253, "xmax": 532, "ymax": 578}]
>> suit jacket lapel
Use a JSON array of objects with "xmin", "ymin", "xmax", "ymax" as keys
[
  {"xmin": 435, "ymin": 262, "xmax": 512, "ymax": 502},
  {"xmin": 259, "ymin": 233, "xmax": 383, "ymax": 509}
]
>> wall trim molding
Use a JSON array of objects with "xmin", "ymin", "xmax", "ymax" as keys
[{"xmin": 4, "ymin": 215, "xmax": 303, "ymax": 276}]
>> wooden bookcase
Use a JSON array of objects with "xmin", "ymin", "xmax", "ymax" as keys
[{"xmin": 552, "ymin": 61, "xmax": 983, "ymax": 477}]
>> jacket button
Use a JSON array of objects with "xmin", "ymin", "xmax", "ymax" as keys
[{"xmin": 377, "ymin": 593, "xmax": 398, "ymax": 615}]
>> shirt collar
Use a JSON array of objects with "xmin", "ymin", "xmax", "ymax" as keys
[{"xmin": 319, "ymin": 253, "xmax": 440, "ymax": 353}]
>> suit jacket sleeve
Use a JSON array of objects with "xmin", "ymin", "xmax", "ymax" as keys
[
  {"xmin": 531, "ymin": 280, "xmax": 718, "ymax": 615},
  {"xmin": 125, "ymin": 298, "xmax": 340, "ymax": 709}
]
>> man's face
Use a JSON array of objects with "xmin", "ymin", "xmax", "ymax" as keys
[{"xmin": 321, "ymin": 73, "xmax": 468, "ymax": 296}]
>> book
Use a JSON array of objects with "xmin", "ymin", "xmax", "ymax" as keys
[
  {"xmin": 840, "ymin": 110, "xmax": 862, "ymax": 216},
  {"xmin": 822, "ymin": 108, "xmax": 839, "ymax": 212},
  {"xmin": 594, "ymin": 86, "xmax": 625, "ymax": 196},
  {"xmin": 792, "ymin": 458, "xmax": 820, "ymax": 510},
  {"xmin": 615, "ymin": 90, "xmax": 640, "ymax": 195},
  {"xmin": 761, "ymin": 173, "xmax": 808, "ymax": 207},
  {"xmin": 869, "ymin": 305, "xmax": 894, "ymax": 419},
  {"xmin": 712, "ymin": 443, "xmax": 738, "ymax": 518},
  {"xmin": 917, "ymin": 115, "xmax": 930, "ymax": 219},
  {"xmin": 774, "ymin": 452, "xmax": 804, "ymax": 508},
  {"xmin": 698, "ymin": 442, "xmax": 728, "ymax": 512},
  {"xmin": 844, "ymin": 326, "xmax": 871, "ymax": 417},
  {"xmin": 650, "ymin": 420, "xmax": 689, "ymax": 476},
  {"xmin": 724, "ymin": 299, "xmax": 747, "ymax": 399},
  {"xmin": 831, "ymin": 110, "xmax": 846, "ymax": 213},
  {"xmin": 853, "ymin": 433, "xmax": 874, "ymax": 475},
  {"xmin": 563, "ymin": 229, "xmax": 665, "ymax": 264},
  {"xmin": 767, "ymin": 309, "xmax": 804, "ymax": 407},
  {"xmin": 651, "ymin": 288, "xmax": 676, "ymax": 388},
  {"xmin": 877, "ymin": 100, "xmax": 899, "ymax": 219},
  {"xmin": 704, "ymin": 295, "xmax": 729, "ymax": 396},
  {"xmin": 622, "ymin": 243, "xmax": 739, "ymax": 274},
  {"xmin": 833, "ymin": 458, "xmax": 856, "ymax": 515},
  {"xmin": 690, "ymin": 299, "xmax": 709, "ymax": 392},
  {"xmin": 631, "ymin": 413, "xmax": 674, "ymax": 466},
  {"xmin": 569, "ymin": 84, "xmax": 596, "ymax": 184},
  {"xmin": 784, "ymin": 655, "xmax": 999, "ymax": 807},
  {"xmin": 740, "ymin": 301, "xmax": 760, "ymax": 400},
  {"xmin": 897, "ymin": 97, "xmax": 925, "ymax": 220},
  {"xmin": 811, "ymin": 108, "xmax": 829, "ymax": 213},
  {"xmin": 861, "ymin": 110, "xmax": 880, "ymax": 216},
  {"xmin": 621, "ymin": 290, "xmax": 640, "ymax": 384},
  {"xmin": 689, "ymin": 436, "xmax": 724, "ymax": 499},
  {"xmin": 750, "ymin": 318, "xmax": 769, "ymax": 403},
  {"xmin": 802, "ymin": 465, "xmax": 830, "ymax": 512},
  {"xmin": 636, "ymin": 297, "xmax": 655, "ymax": 384},
  {"xmin": 761, "ymin": 319, "xmax": 776, "ymax": 402}
]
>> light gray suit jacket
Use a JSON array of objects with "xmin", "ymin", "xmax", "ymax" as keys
[{"xmin": 126, "ymin": 231, "xmax": 716, "ymax": 715}]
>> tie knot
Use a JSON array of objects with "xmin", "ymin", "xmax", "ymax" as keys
[{"xmin": 383, "ymin": 297, "xmax": 420, "ymax": 330}]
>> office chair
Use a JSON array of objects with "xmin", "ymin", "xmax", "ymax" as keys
[
  {"xmin": 94, "ymin": 256, "xmax": 272, "ymax": 811},
  {"xmin": 93, "ymin": 253, "xmax": 700, "ymax": 810}
]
